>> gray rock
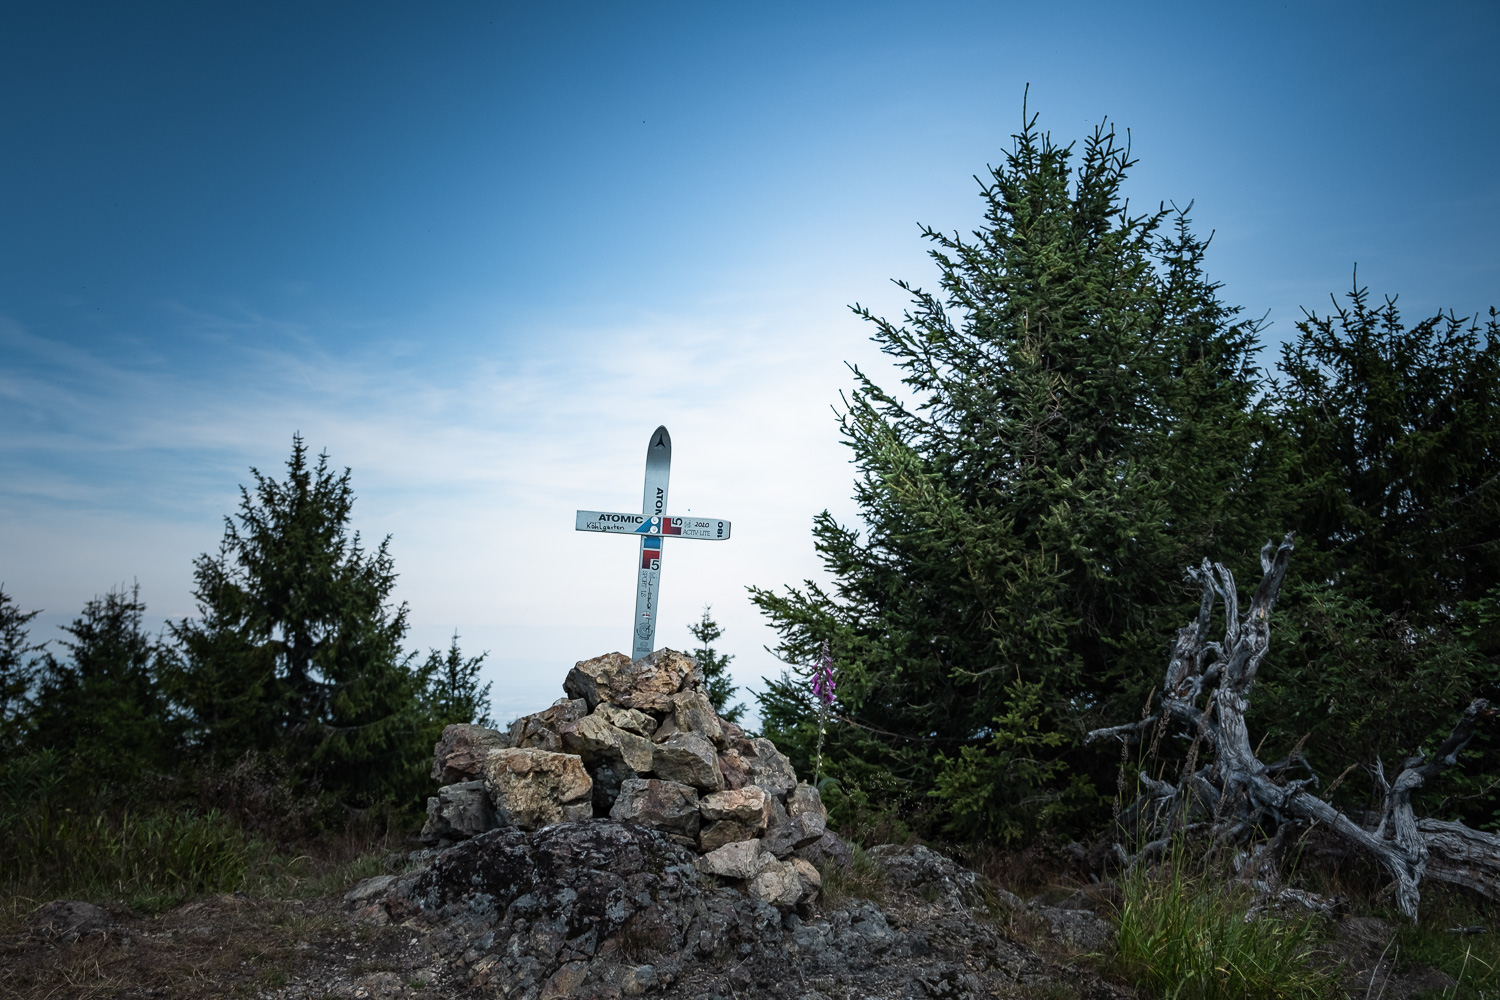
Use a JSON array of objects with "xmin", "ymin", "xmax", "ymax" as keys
[
  {"xmin": 27, "ymin": 900, "xmax": 111, "ymax": 941},
  {"xmin": 670, "ymin": 688, "xmax": 723, "ymax": 745},
  {"xmin": 1038, "ymin": 907, "xmax": 1115, "ymax": 951},
  {"xmin": 561, "ymin": 713, "xmax": 655, "ymax": 773},
  {"xmin": 483, "ymin": 747, "xmax": 593, "ymax": 829},
  {"xmin": 419, "ymin": 779, "xmax": 496, "ymax": 844},
  {"xmin": 700, "ymin": 818, "xmax": 761, "ymax": 852},
  {"xmin": 743, "ymin": 737, "xmax": 798, "ymax": 797},
  {"xmin": 344, "ymin": 874, "xmax": 397, "ymax": 903},
  {"xmin": 795, "ymin": 830, "xmax": 855, "ymax": 870},
  {"xmin": 507, "ymin": 697, "xmax": 588, "ymax": 753},
  {"xmin": 748, "ymin": 858, "xmax": 804, "ymax": 908},
  {"xmin": 610, "ymin": 777, "xmax": 702, "ymax": 836},
  {"xmin": 762, "ymin": 795, "xmax": 825, "ymax": 858},
  {"xmin": 868, "ymin": 844, "xmax": 988, "ymax": 911},
  {"xmin": 430, "ymin": 723, "xmax": 512, "ymax": 783},
  {"xmin": 652, "ymin": 732, "xmax": 724, "ymax": 790}
]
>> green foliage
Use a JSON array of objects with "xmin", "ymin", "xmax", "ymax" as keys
[
  {"xmin": 165, "ymin": 435, "xmax": 433, "ymax": 807},
  {"xmin": 687, "ymin": 605, "xmax": 744, "ymax": 723},
  {"xmin": 26, "ymin": 585, "xmax": 176, "ymax": 782},
  {"xmin": 1112, "ymin": 854, "xmax": 1339, "ymax": 1000},
  {"xmin": 1256, "ymin": 286, "xmax": 1500, "ymax": 825},
  {"xmin": 751, "ymin": 108, "xmax": 1285, "ymax": 841},
  {"xmin": 0, "ymin": 585, "xmax": 43, "ymax": 748},
  {"xmin": 1277, "ymin": 287, "xmax": 1500, "ymax": 619}
]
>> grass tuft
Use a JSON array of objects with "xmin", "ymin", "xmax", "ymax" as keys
[
  {"xmin": 818, "ymin": 843, "xmax": 887, "ymax": 906},
  {"xmin": 1110, "ymin": 857, "xmax": 1338, "ymax": 1000}
]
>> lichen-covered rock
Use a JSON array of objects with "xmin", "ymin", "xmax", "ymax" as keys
[
  {"xmin": 700, "ymin": 785, "xmax": 770, "ymax": 825},
  {"xmin": 430, "ymin": 723, "xmax": 512, "ymax": 783},
  {"xmin": 670, "ymin": 688, "xmax": 723, "ymax": 745},
  {"xmin": 652, "ymin": 732, "xmax": 723, "ymax": 790},
  {"xmin": 593, "ymin": 703, "xmax": 658, "ymax": 737},
  {"xmin": 868, "ymin": 843, "xmax": 989, "ymax": 911},
  {"xmin": 787, "ymin": 782, "xmax": 827, "ymax": 823},
  {"xmin": 560, "ymin": 713, "xmax": 655, "ymax": 773},
  {"xmin": 419, "ymin": 779, "xmax": 496, "ymax": 844},
  {"xmin": 790, "ymin": 856, "xmax": 822, "ymax": 897},
  {"xmin": 609, "ymin": 777, "xmax": 701, "ymax": 836},
  {"xmin": 564, "ymin": 648, "xmax": 699, "ymax": 712},
  {"xmin": 483, "ymin": 748, "xmax": 593, "ymax": 829}
]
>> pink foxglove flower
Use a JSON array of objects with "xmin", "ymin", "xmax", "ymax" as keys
[{"xmin": 812, "ymin": 640, "xmax": 836, "ymax": 706}]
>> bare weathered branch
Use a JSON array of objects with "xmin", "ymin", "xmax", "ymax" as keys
[{"xmin": 1088, "ymin": 532, "xmax": 1499, "ymax": 920}]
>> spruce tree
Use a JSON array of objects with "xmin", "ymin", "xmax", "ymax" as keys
[
  {"xmin": 421, "ymin": 632, "xmax": 493, "ymax": 730},
  {"xmin": 166, "ymin": 436, "xmax": 429, "ymax": 805},
  {"xmin": 1255, "ymin": 285, "xmax": 1500, "ymax": 824},
  {"xmin": 687, "ymin": 606, "xmax": 744, "ymax": 723},
  {"xmin": 751, "ymin": 111, "xmax": 1286, "ymax": 839},
  {"xmin": 26, "ymin": 585, "xmax": 174, "ymax": 781},
  {"xmin": 0, "ymin": 585, "xmax": 43, "ymax": 749}
]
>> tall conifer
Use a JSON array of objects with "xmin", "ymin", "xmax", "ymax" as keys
[{"xmin": 752, "ymin": 111, "xmax": 1285, "ymax": 838}]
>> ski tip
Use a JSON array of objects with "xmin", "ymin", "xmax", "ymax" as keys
[{"xmin": 649, "ymin": 425, "xmax": 671, "ymax": 452}]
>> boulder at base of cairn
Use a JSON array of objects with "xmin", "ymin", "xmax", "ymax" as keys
[
  {"xmin": 609, "ymin": 777, "xmax": 701, "ymax": 837},
  {"xmin": 483, "ymin": 748, "xmax": 592, "ymax": 829}
]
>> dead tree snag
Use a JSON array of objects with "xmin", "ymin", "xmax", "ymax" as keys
[{"xmin": 1088, "ymin": 532, "xmax": 1500, "ymax": 920}]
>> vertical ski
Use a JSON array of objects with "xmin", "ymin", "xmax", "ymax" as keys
[{"xmin": 633, "ymin": 426, "xmax": 671, "ymax": 659}]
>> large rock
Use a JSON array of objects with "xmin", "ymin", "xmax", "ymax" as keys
[
  {"xmin": 593, "ymin": 703, "xmax": 658, "ymax": 737},
  {"xmin": 420, "ymin": 780, "xmax": 496, "ymax": 844},
  {"xmin": 700, "ymin": 785, "xmax": 770, "ymax": 826},
  {"xmin": 431, "ymin": 723, "xmax": 512, "ymax": 783},
  {"xmin": 747, "ymin": 858, "xmax": 804, "ymax": 908},
  {"xmin": 564, "ymin": 649, "xmax": 699, "ymax": 712},
  {"xmin": 609, "ymin": 777, "xmax": 701, "ymax": 836},
  {"xmin": 697, "ymin": 838, "xmax": 771, "ymax": 879},
  {"xmin": 795, "ymin": 829, "xmax": 855, "ymax": 870},
  {"xmin": 762, "ymin": 793, "xmax": 826, "ymax": 858},
  {"xmin": 508, "ymin": 698, "xmax": 589, "ymax": 753},
  {"xmin": 699, "ymin": 819, "xmax": 761, "ymax": 852},
  {"xmin": 652, "ymin": 733, "xmax": 724, "ymax": 790},
  {"xmin": 716, "ymin": 746, "xmax": 754, "ymax": 789},
  {"xmin": 670, "ymin": 688, "xmax": 723, "ymax": 745},
  {"xmin": 483, "ymin": 748, "xmax": 593, "ymax": 829},
  {"xmin": 742, "ymin": 737, "xmax": 798, "ymax": 797},
  {"xmin": 561, "ymin": 713, "xmax": 655, "ymax": 773}
]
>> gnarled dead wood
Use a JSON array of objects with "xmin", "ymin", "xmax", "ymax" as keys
[{"xmin": 1088, "ymin": 532, "xmax": 1498, "ymax": 920}]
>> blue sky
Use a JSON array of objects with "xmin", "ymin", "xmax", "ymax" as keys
[{"xmin": 3, "ymin": 1, "xmax": 1497, "ymax": 723}]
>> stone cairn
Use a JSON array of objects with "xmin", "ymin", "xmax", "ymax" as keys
[{"xmin": 421, "ymin": 648, "xmax": 840, "ymax": 909}]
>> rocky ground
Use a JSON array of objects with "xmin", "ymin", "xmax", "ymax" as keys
[
  {"xmin": 3, "ymin": 834, "xmax": 1472, "ymax": 1000},
  {"xmin": 4, "ymin": 834, "xmax": 1133, "ymax": 1000}
]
